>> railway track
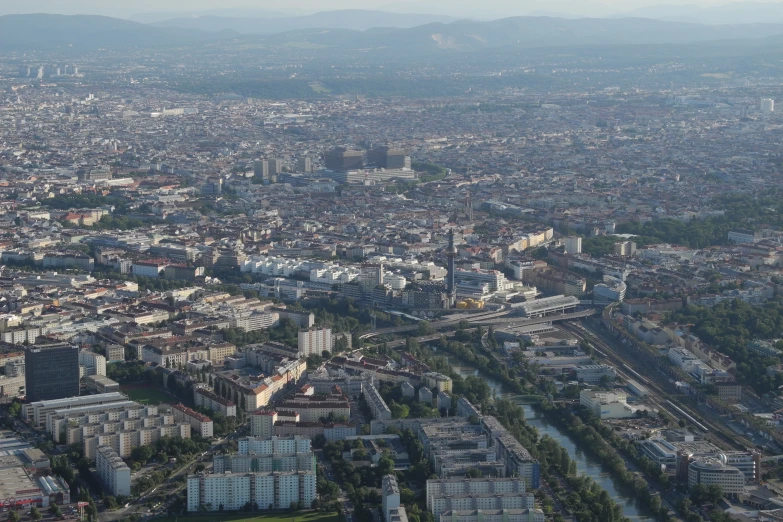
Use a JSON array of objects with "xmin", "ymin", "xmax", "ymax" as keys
[{"xmin": 561, "ymin": 321, "xmax": 752, "ymax": 450}]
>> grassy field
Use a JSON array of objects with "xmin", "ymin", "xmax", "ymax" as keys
[
  {"xmin": 122, "ymin": 386, "xmax": 177, "ymax": 405},
  {"xmin": 153, "ymin": 511, "xmax": 341, "ymax": 522}
]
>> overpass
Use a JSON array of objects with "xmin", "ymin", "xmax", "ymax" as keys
[{"xmin": 359, "ymin": 308, "xmax": 595, "ymax": 340}]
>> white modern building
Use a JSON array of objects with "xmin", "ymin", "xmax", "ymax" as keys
[
  {"xmin": 580, "ymin": 390, "xmax": 642, "ymax": 419},
  {"xmin": 95, "ymin": 446, "xmax": 131, "ymax": 497},
  {"xmin": 761, "ymin": 98, "xmax": 775, "ymax": 113},
  {"xmin": 593, "ymin": 276, "xmax": 626, "ymax": 305},
  {"xmin": 574, "ymin": 364, "xmax": 617, "ymax": 384},
  {"xmin": 688, "ymin": 457, "xmax": 745, "ymax": 496},
  {"xmin": 187, "ymin": 471, "xmax": 316, "ymax": 511}
]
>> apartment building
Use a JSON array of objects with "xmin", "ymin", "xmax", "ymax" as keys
[
  {"xmin": 297, "ymin": 328, "xmax": 332, "ymax": 357},
  {"xmin": 365, "ymin": 384, "xmax": 392, "ymax": 420},
  {"xmin": 172, "ymin": 403, "xmax": 214, "ymax": 438},
  {"xmin": 439, "ymin": 510, "xmax": 544, "ymax": 522},
  {"xmin": 278, "ymin": 394, "xmax": 350, "ymax": 423},
  {"xmin": 194, "ymin": 388, "xmax": 237, "ymax": 417},
  {"xmin": 23, "ymin": 392, "xmax": 129, "ymax": 426},
  {"xmin": 95, "ymin": 446, "xmax": 131, "ymax": 497},
  {"xmin": 426, "ymin": 478, "xmax": 528, "ymax": 511},
  {"xmin": 238, "ymin": 436, "xmax": 312, "ymax": 455},
  {"xmin": 213, "ymin": 451, "xmax": 315, "ymax": 474},
  {"xmin": 187, "ymin": 471, "xmax": 316, "ymax": 512}
]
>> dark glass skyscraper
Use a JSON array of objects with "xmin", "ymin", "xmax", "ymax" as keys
[{"xmin": 25, "ymin": 343, "xmax": 80, "ymax": 402}]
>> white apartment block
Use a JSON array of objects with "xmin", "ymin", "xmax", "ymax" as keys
[
  {"xmin": 564, "ymin": 236, "xmax": 582, "ymax": 255},
  {"xmin": 298, "ymin": 328, "xmax": 332, "ymax": 357},
  {"xmin": 239, "ymin": 436, "xmax": 312, "ymax": 455},
  {"xmin": 383, "ymin": 475, "xmax": 401, "ymax": 522},
  {"xmin": 23, "ymin": 392, "xmax": 128, "ymax": 426},
  {"xmin": 187, "ymin": 471, "xmax": 316, "ymax": 512},
  {"xmin": 96, "ymin": 446, "xmax": 131, "ymax": 497},
  {"xmin": 79, "ymin": 350, "xmax": 107, "ymax": 376},
  {"xmin": 194, "ymin": 388, "xmax": 237, "ymax": 417},
  {"xmin": 84, "ymin": 423, "xmax": 191, "ymax": 460},
  {"xmin": 429, "ymin": 493, "xmax": 535, "ymax": 519},
  {"xmin": 426, "ymin": 478, "xmax": 528, "ymax": 512},
  {"xmin": 250, "ymin": 410, "xmax": 277, "ymax": 439},
  {"xmin": 213, "ymin": 452, "xmax": 315, "ymax": 473},
  {"xmin": 172, "ymin": 404, "xmax": 214, "ymax": 438},
  {"xmin": 440, "ymin": 510, "xmax": 544, "ymax": 522}
]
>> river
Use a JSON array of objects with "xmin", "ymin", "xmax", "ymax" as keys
[{"xmin": 448, "ymin": 359, "xmax": 654, "ymax": 521}]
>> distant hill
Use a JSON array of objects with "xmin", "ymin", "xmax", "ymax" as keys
[
  {"xmin": 620, "ymin": 2, "xmax": 783, "ymax": 25},
  {"xmin": 3, "ymin": 13, "xmax": 783, "ymax": 53},
  {"xmin": 0, "ymin": 14, "xmax": 228, "ymax": 51},
  {"xmin": 262, "ymin": 16, "xmax": 783, "ymax": 52},
  {"xmin": 150, "ymin": 9, "xmax": 457, "ymax": 34}
]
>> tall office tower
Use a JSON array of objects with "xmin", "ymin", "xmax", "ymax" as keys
[
  {"xmin": 297, "ymin": 157, "xmax": 312, "ymax": 173},
  {"xmin": 445, "ymin": 229, "xmax": 457, "ymax": 308},
  {"xmin": 25, "ymin": 344, "xmax": 80, "ymax": 401},
  {"xmin": 324, "ymin": 147, "xmax": 364, "ymax": 171},
  {"xmin": 254, "ymin": 160, "xmax": 269, "ymax": 179},
  {"xmin": 761, "ymin": 98, "xmax": 775, "ymax": 113},
  {"xmin": 564, "ymin": 236, "xmax": 582, "ymax": 255},
  {"xmin": 368, "ymin": 146, "xmax": 408, "ymax": 169}
]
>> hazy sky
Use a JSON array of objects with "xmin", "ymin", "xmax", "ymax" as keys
[{"xmin": 1, "ymin": 0, "xmax": 782, "ymax": 19}]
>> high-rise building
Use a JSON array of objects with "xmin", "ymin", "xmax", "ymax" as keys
[
  {"xmin": 96, "ymin": 446, "xmax": 131, "ymax": 497},
  {"xmin": 268, "ymin": 159, "xmax": 283, "ymax": 176},
  {"xmin": 358, "ymin": 263, "xmax": 384, "ymax": 289},
  {"xmin": 254, "ymin": 160, "xmax": 269, "ymax": 179},
  {"xmin": 761, "ymin": 98, "xmax": 775, "ymax": 113},
  {"xmin": 25, "ymin": 344, "xmax": 79, "ymax": 402},
  {"xmin": 187, "ymin": 471, "xmax": 316, "ymax": 512},
  {"xmin": 564, "ymin": 236, "xmax": 582, "ymax": 255},
  {"xmin": 368, "ymin": 147, "xmax": 409, "ymax": 169},
  {"xmin": 325, "ymin": 148, "xmax": 364, "ymax": 171},
  {"xmin": 296, "ymin": 157, "xmax": 312, "ymax": 173},
  {"xmin": 297, "ymin": 328, "xmax": 333, "ymax": 357}
]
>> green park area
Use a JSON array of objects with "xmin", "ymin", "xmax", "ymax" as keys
[
  {"xmin": 153, "ymin": 511, "xmax": 341, "ymax": 522},
  {"xmin": 121, "ymin": 386, "xmax": 178, "ymax": 405}
]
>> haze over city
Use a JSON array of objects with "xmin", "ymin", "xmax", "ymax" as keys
[{"xmin": 0, "ymin": 0, "xmax": 782, "ymax": 522}]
